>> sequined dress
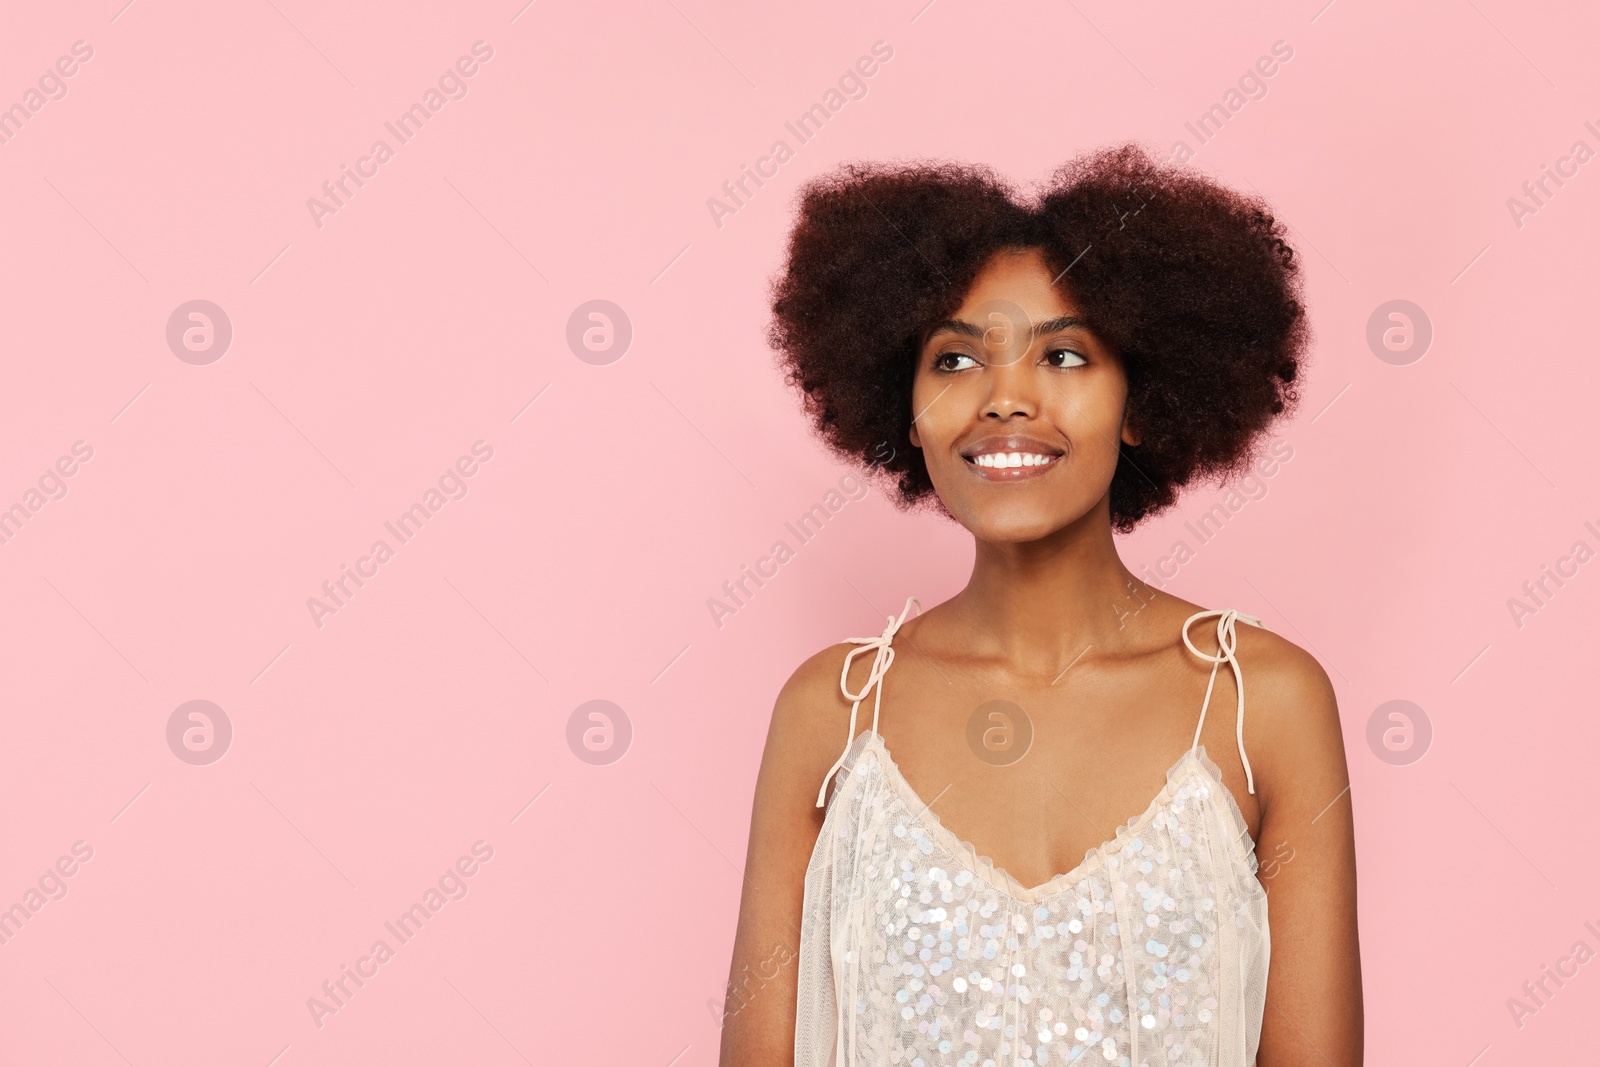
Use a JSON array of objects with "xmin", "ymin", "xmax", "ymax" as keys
[{"xmin": 795, "ymin": 597, "xmax": 1272, "ymax": 1067}]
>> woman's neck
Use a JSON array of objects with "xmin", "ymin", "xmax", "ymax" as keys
[{"xmin": 948, "ymin": 502, "xmax": 1150, "ymax": 672}]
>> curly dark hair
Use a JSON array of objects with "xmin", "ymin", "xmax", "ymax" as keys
[{"xmin": 765, "ymin": 142, "xmax": 1309, "ymax": 532}]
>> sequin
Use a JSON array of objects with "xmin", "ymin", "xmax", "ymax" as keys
[
  {"xmin": 796, "ymin": 606, "xmax": 1274, "ymax": 1066},
  {"xmin": 797, "ymin": 732, "xmax": 1270, "ymax": 1067}
]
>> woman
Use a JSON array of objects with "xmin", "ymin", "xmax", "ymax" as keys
[{"xmin": 720, "ymin": 144, "xmax": 1361, "ymax": 1066}]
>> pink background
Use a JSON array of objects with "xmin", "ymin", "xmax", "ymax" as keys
[{"xmin": 1, "ymin": 0, "xmax": 1596, "ymax": 1062}]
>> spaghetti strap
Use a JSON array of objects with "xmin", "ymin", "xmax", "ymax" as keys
[
  {"xmin": 1182, "ymin": 607, "xmax": 1268, "ymax": 794},
  {"xmin": 814, "ymin": 595, "xmax": 922, "ymax": 808}
]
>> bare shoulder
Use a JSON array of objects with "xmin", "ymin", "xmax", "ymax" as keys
[
  {"xmin": 1154, "ymin": 593, "xmax": 1335, "ymax": 717},
  {"xmin": 1232, "ymin": 618, "xmax": 1337, "ymax": 716},
  {"xmin": 1229, "ymin": 616, "xmax": 1350, "ymax": 816},
  {"xmin": 760, "ymin": 637, "xmax": 871, "ymax": 799}
]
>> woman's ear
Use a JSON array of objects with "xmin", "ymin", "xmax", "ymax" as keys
[
  {"xmin": 1120, "ymin": 408, "xmax": 1141, "ymax": 447},
  {"xmin": 908, "ymin": 420, "xmax": 921, "ymax": 449}
]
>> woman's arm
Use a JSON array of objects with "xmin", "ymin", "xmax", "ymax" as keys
[
  {"xmin": 1250, "ymin": 639, "xmax": 1364, "ymax": 1065},
  {"xmin": 718, "ymin": 647, "xmax": 849, "ymax": 1067}
]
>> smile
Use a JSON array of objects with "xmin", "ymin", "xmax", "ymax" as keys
[{"xmin": 963, "ymin": 451, "xmax": 1061, "ymax": 480}]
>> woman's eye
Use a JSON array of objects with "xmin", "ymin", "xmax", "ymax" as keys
[
  {"xmin": 934, "ymin": 350, "xmax": 979, "ymax": 372},
  {"xmin": 1045, "ymin": 347, "xmax": 1087, "ymax": 369}
]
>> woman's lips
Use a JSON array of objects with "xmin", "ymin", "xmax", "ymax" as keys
[{"xmin": 962, "ymin": 450, "xmax": 1062, "ymax": 481}]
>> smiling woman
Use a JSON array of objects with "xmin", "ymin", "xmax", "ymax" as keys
[
  {"xmin": 720, "ymin": 143, "xmax": 1360, "ymax": 1067},
  {"xmin": 905, "ymin": 253, "xmax": 1139, "ymax": 544},
  {"xmin": 766, "ymin": 147, "xmax": 1303, "ymax": 535}
]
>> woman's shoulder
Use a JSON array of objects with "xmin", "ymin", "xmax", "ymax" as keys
[
  {"xmin": 773, "ymin": 638, "xmax": 858, "ymax": 723},
  {"xmin": 773, "ymin": 600, "xmax": 923, "ymax": 719},
  {"xmin": 762, "ymin": 631, "xmax": 883, "ymax": 789},
  {"xmin": 1155, "ymin": 591, "xmax": 1344, "ymax": 796},
  {"xmin": 1224, "ymin": 608, "xmax": 1338, "ymax": 725},
  {"xmin": 1215, "ymin": 604, "xmax": 1347, "ymax": 811},
  {"xmin": 1161, "ymin": 592, "xmax": 1333, "ymax": 701},
  {"xmin": 765, "ymin": 598, "xmax": 928, "ymax": 782}
]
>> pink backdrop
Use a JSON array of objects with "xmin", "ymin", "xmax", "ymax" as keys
[{"xmin": 1, "ymin": 0, "xmax": 1596, "ymax": 1062}]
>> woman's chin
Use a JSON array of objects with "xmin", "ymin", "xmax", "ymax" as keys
[{"xmin": 958, "ymin": 508, "xmax": 1085, "ymax": 546}]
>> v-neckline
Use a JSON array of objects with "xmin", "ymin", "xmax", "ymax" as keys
[{"xmin": 839, "ymin": 730, "xmax": 1240, "ymax": 905}]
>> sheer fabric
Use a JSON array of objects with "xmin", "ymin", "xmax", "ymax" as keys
[{"xmin": 796, "ymin": 597, "xmax": 1271, "ymax": 1067}]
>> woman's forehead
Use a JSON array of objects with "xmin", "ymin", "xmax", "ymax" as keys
[{"xmin": 955, "ymin": 250, "xmax": 1079, "ymax": 313}]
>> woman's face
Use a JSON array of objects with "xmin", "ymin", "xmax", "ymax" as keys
[{"xmin": 908, "ymin": 246, "xmax": 1138, "ymax": 543}]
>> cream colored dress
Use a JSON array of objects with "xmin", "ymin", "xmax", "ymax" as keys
[{"xmin": 796, "ymin": 597, "xmax": 1271, "ymax": 1067}]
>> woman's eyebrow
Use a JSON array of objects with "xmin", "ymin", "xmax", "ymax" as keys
[
  {"xmin": 925, "ymin": 315, "xmax": 1088, "ymax": 341},
  {"xmin": 926, "ymin": 319, "xmax": 985, "ymax": 340},
  {"xmin": 1029, "ymin": 315, "xmax": 1087, "ymax": 336}
]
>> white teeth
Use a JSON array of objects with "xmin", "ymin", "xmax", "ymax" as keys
[{"xmin": 973, "ymin": 451, "xmax": 1055, "ymax": 469}]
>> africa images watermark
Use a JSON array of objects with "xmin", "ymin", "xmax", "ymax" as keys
[
  {"xmin": 0, "ymin": 841, "xmax": 95, "ymax": 949},
  {"xmin": 1505, "ymin": 515, "xmax": 1600, "ymax": 630},
  {"xmin": 0, "ymin": 39, "xmax": 94, "ymax": 148},
  {"xmin": 1137, "ymin": 438, "xmax": 1294, "ymax": 590},
  {"xmin": 1505, "ymin": 916, "xmax": 1600, "ymax": 1031},
  {"xmin": 306, "ymin": 440, "xmax": 495, "ymax": 629},
  {"xmin": 0, "ymin": 439, "xmax": 94, "ymax": 548},
  {"xmin": 1506, "ymin": 119, "xmax": 1600, "ymax": 230},
  {"xmin": 306, "ymin": 41, "xmax": 495, "ymax": 229},
  {"xmin": 1161, "ymin": 39, "xmax": 1294, "ymax": 167},
  {"xmin": 709, "ymin": 941, "xmax": 796, "ymax": 1028},
  {"xmin": 706, "ymin": 40, "xmax": 895, "ymax": 230},
  {"xmin": 706, "ymin": 472, "xmax": 870, "ymax": 629},
  {"xmin": 306, "ymin": 840, "xmax": 495, "ymax": 1029}
]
